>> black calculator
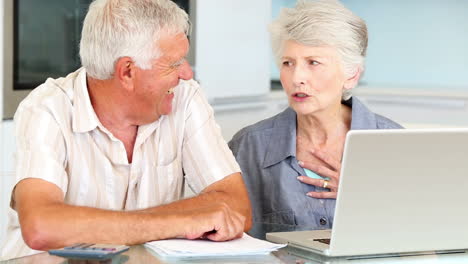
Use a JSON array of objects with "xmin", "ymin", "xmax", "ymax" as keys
[{"xmin": 48, "ymin": 243, "xmax": 130, "ymax": 260}]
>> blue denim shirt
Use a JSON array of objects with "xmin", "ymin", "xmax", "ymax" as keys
[{"xmin": 228, "ymin": 97, "xmax": 403, "ymax": 239}]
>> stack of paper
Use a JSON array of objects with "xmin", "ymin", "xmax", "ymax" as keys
[{"xmin": 144, "ymin": 233, "xmax": 286, "ymax": 257}]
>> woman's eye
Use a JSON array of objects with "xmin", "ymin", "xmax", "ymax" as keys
[
  {"xmin": 309, "ymin": 60, "xmax": 319, "ymax": 65},
  {"xmin": 282, "ymin": 61, "xmax": 292, "ymax": 66}
]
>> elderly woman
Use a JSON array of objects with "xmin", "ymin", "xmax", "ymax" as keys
[{"xmin": 229, "ymin": 0, "xmax": 402, "ymax": 239}]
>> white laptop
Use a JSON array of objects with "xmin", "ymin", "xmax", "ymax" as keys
[{"xmin": 267, "ymin": 128, "xmax": 468, "ymax": 258}]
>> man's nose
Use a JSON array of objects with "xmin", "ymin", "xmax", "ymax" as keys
[{"xmin": 179, "ymin": 61, "xmax": 193, "ymax": 80}]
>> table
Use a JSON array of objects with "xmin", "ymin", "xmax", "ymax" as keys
[{"xmin": 2, "ymin": 245, "xmax": 468, "ymax": 264}]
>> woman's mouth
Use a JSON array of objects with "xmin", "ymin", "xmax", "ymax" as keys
[{"xmin": 292, "ymin": 92, "xmax": 310, "ymax": 101}]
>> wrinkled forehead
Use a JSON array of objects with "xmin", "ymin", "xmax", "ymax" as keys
[
  {"xmin": 155, "ymin": 32, "xmax": 189, "ymax": 58},
  {"xmin": 281, "ymin": 40, "xmax": 341, "ymax": 60}
]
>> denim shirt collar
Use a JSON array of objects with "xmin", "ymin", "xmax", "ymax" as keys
[
  {"xmin": 262, "ymin": 107, "xmax": 297, "ymax": 168},
  {"xmin": 347, "ymin": 97, "xmax": 379, "ymax": 130},
  {"xmin": 262, "ymin": 96, "xmax": 378, "ymax": 168}
]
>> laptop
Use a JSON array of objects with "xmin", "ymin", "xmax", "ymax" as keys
[{"xmin": 267, "ymin": 128, "xmax": 468, "ymax": 258}]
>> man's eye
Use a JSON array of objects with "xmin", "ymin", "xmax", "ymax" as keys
[
  {"xmin": 170, "ymin": 59, "xmax": 185, "ymax": 69},
  {"xmin": 282, "ymin": 61, "xmax": 292, "ymax": 66}
]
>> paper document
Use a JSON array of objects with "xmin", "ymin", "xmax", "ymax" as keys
[{"xmin": 144, "ymin": 233, "xmax": 286, "ymax": 257}]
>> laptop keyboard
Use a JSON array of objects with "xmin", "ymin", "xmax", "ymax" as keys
[{"xmin": 313, "ymin": 238, "xmax": 331, "ymax": 245}]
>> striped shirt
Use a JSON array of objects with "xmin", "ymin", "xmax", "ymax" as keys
[{"xmin": 0, "ymin": 68, "xmax": 240, "ymax": 260}]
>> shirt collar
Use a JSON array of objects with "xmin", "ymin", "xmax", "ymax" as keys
[
  {"xmin": 263, "ymin": 107, "xmax": 297, "ymax": 168},
  {"xmin": 347, "ymin": 97, "xmax": 378, "ymax": 130},
  {"xmin": 262, "ymin": 96, "xmax": 378, "ymax": 168},
  {"xmin": 72, "ymin": 68, "xmax": 101, "ymax": 133}
]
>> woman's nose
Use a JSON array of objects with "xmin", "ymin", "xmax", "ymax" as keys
[{"xmin": 292, "ymin": 65, "xmax": 307, "ymax": 87}]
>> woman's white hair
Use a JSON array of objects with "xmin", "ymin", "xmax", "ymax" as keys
[
  {"xmin": 80, "ymin": 0, "xmax": 190, "ymax": 80},
  {"xmin": 270, "ymin": 0, "xmax": 368, "ymax": 100}
]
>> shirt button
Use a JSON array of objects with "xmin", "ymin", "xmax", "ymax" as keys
[{"xmin": 320, "ymin": 217, "xmax": 327, "ymax": 226}]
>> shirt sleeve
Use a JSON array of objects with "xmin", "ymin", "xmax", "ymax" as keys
[
  {"xmin": 12, "ymin": 104, "xmax": 69, "ymax": 207},
  {"xmin": 181, "ymin": 85, "xmax": 241, "ymax": 194}
]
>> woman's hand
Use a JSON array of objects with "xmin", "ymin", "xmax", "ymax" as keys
[{"xmin": 297, "ymin": 149, "xmax": 341, "ymax": 199}]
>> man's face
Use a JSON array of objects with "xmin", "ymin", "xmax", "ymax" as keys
[{"xmin": 132, "ymin": 33, "xmax": 193, "ymax": 123}]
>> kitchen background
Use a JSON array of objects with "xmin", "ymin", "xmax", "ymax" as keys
[{"xmin": 1, "ymin": 0, "xmax": 468, "ymax": 242}]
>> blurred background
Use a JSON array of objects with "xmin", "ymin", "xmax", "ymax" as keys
[{"xmin": 1, "ymin": 0, "xmax": 468, "ymax": 242}]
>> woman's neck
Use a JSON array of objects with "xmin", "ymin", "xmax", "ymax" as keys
[{"xmin": 296, "ymin": 103, "xmax": 351, "ymax": 149}]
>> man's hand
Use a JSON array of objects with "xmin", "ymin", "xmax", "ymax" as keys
[{"xmin": 182, "ymin": 202, "xmax": 245, "ymax": 241}]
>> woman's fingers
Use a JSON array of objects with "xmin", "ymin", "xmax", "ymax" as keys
[
  {"xmin": 299, "ymin": 161, "xmax": 338, "ymax": 181},
  {"xmin": 298, "ymin": 176, "xmax": 338, "ymax": 198},
  {"xmin": 297, "ymin": 149, "xmax": 342, "ymax": 199},
  {"xmin": 307, "ymin": 190, "xmax": 337, "ymax": 199},
  {"xmin": 297, "ymin": 176, "xmax": 337, "ymax": 190},
  {"xmin": 309, "ymin": 149, "xmax": 341, "ymax": 172}
]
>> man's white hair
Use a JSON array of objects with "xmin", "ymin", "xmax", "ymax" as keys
[
  {"xmin": 270, "ymin": 0, "xmax": 368, "ymax": 100},
  {"xmin": 80, "ymin": 0, "xmax": 190, "ymax": 80}
]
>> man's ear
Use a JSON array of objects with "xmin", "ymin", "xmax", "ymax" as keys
[
  {"xmin": 343, "ymin": 68, "xmax": 362, "ymax": 90},
  {"xmin": 114, "ymin": 57, "xmax": 135, "ymax": 92}
]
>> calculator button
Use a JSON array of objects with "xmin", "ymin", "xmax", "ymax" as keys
[
  {"xmin": 79, "ymin": 243, "xmax": 94, "ymax": 249},
  {"xmin": 64, "ymin": 243, "xmax": 86, "ymax": 249}
]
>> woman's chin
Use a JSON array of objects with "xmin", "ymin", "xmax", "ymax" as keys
[{"xmin": 290, "ymin": 103, "xmax": 319, "ymax": 116}]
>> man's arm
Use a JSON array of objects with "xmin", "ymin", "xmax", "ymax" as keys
[
  {"xmin": 148, "ymin": 172, "xmax": 252, "ymax": 232},
  {"xmin": 15, "ymin": 172, "xmax": 251, "ymax": 251}
]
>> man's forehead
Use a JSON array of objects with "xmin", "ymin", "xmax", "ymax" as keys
[
  {"xmin": 158, "ymin": 33, "xmax": 189, "ymax": 50},
  {"xmin": 156, "ymin": 33, "xmax": 189, "ymax": 60}
]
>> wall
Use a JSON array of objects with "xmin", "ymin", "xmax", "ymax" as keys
[
  {"xmin": 0, "ymin": 0, "xmax": 4, "ymax": 241},
  {"xmin": 195, "ymin": 0, "xmax": 271, "ymax": 102},
  {"xmin": 0, "ymin": 121, "xmax": 14, "ymax": 244},
  {"xmin": 0, "ymin": 0, "xmax": 11, "ymax": 244},
  {"xmin": 270, "ymin": 0, "xmax": 295, "ymax": 81},
  {"xmin": 0, "ymin": 0, "xmax": 3, "ymax": 118},
  {"xmin": 271, "ymin": 0, "xmax": 468, "ymax": 94},
  {"xmin": 342, "ymin": 0, "xmax": 468, "ymax": 90}
]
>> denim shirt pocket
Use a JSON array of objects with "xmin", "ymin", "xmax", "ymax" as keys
[
  {"xmin": 261, "ymin": 209, "xmax": 296, "ymax": 225},
  {"xmin": 248, "ymin": 210, "xmax": 297, "ymax": 239}
]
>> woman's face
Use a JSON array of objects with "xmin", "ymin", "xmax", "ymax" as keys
[{"xmin": 280, "ymin": 40, "xmax": 351, "ymax": 116}]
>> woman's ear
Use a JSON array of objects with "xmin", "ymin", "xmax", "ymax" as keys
[
  {"xmin": 114, "ymin": 57, "xmax": 135, "ymax": 92},
  {"xmin": 343, "ymin": 68, "xmax": 362, "ymax": 90}
]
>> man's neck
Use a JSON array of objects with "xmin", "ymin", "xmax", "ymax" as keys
[
  {"xmin": 86, "ymin": 76, "xmax": 139, "ymax": 163},
  {"xmin": 86, "ymin": 76, "xmax": 138, "ymax": 131}
]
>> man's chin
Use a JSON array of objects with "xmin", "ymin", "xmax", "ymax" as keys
[{"xmin": 158, "ymin": 105, "xmax": 173, "ymax": 117}]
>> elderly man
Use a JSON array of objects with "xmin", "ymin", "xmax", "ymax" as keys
[{"xmin": 0, "ymin": 0, "xmax": 251, "ymax": 260}]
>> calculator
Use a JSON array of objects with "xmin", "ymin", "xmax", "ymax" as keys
[{"xmin": 48, "ymin": 243, "xmax": 130, "ymax": 260}]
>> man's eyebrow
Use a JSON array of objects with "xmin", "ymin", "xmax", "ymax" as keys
[{"xmin": 171, "ymin": 57, "xmax": 186, "ymax": 67}]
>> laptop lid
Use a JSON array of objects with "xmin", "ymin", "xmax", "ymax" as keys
[
  {"xmin": 267, "ymin": 128, "xmax": 468, "ymax": 257},
  {"xmin": 329, "ymin": 128, "xmax": 468, "ymax": 256}
]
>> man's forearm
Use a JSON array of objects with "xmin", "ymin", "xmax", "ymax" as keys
[
  {"xmin": 145, "ymin": 187, "xmax": 252, "ymax": 230},
  {"xmin": 19, "ymin": 203, "xmax": 188, "ymax": 250},
  {"xmin": 146, "ymin": 172, "xmax": 252, "ymax": 230},
  {"xmin": 16, "ymin": 173, "xmax": 252, "ymax": 251}
]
